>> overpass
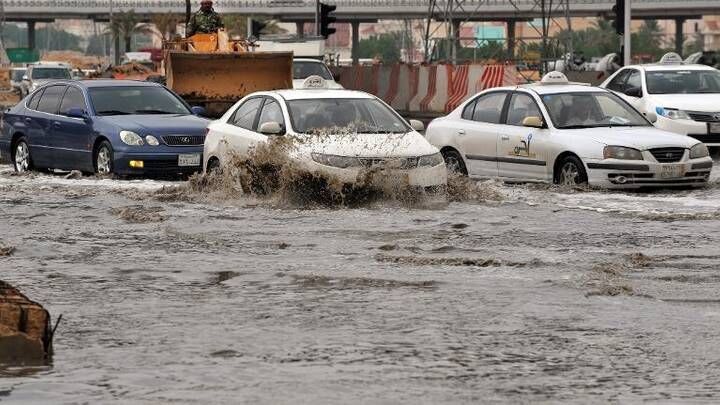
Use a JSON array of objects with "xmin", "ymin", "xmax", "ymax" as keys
[{"xmin": 1, "ymin": 0, "xmax": 718, "ymax": 22}]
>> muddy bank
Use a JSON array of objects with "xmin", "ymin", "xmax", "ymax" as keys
[{"xmin": 0, "ymin": 281, "xmax": 53, "ymax": 365}]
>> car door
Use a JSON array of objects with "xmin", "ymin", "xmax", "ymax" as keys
[
  {"xmin": 497, "ymin": 92, "xmax": 550, "ymax": 181},
  {"xmin": 18, "ymin": 89, "xmax": 51, "ymax": 167},
  {"xmin": 621, "ymin": 69, "xmax": 645, "ymax": 112},
  {"xmin": 31, "ymin": 85, "xmax": 66, "ymax": 168},
  {"xmin": 52, "ymin": 85, "xmax": 93, "ymax": 171},
  {"xmin": 214, "ymin": 97, "xmax": 265, "ymax": 159},
  {"xmin": 454, "ymin": 91, "xmax": 509, "ymax": 178}
]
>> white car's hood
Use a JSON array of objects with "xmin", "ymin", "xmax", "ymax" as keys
[
  {"xmin": 292, "ymin": 79, "xmax": 344, "ymax": 89},
  {"xmin": 290, "ymin": 131, "xmax": 438, "ymax": 158},
  {"xmin": 647, "ymin": 94, "xmax": 720, "ymax": 112},
  {"xmin": 567, "ymin": 126, "xmax": 700, "ymax": 149}
]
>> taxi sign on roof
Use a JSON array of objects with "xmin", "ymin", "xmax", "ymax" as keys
[
  {"xmin": 658, "ymin": 52, "xmax": 683, "ymax": 65},
  {"xmin": 540, "ymin": 71, "xmax": 569, "ymax": 85},
  {"xmin": 301, "ymin": 75, "xmax": 328, "ymax": 89}
]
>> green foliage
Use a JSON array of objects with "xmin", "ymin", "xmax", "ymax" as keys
[
  {"xmin": 357, "ymin": 32, "xmax": 410, "ymax": 63},
  {"xmin": 222, "ymin": 15, "xmax": 286, "ymax": 39},
  {"xmin": 1, "ymin": 23, "xmax": 82, "ymax": 52},
  {"xmin": 631, "ymin": 20, "xmax": 666, "ymax": 59},
  {"xmin": 106, "ymin": 9, "xmax": 145, "ymax": 52},
  {"xmin": 555, "ymin": 20, "xmax": 619, "ymax": 59}
]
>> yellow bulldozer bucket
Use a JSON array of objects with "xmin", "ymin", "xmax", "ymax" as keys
[{"xmin": 165, "ymin": 50, "xmax": 293, "ymax": 116}]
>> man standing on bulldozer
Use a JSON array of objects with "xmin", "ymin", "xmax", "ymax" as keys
[{"xmin": 186, "ymin": 0, "xmax": 224, "ymax": 37}]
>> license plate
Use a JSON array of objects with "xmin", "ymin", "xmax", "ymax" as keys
[
  {"xmin": 178, "ymin": 153, "xmax": 201, "ymax": 167},
  {"xmin": 709, "ymin": 122, "xmax": 720, "ymax": 134},
  {"xmin": 660, "ymin": 164, "xmax": 684, "ymax": 179}
]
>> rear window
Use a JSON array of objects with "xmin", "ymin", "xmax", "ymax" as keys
[
  {"xmin": 36, "ymin": 85, "xmax": 66, "ymax": 114},
  {"xmin": 27, "ymin": 89, "xmax": 44, "ymax": 110},
  {"xmin": 293, "ymin": 61, "xmax": 333, "ymax": 80},
  {"xmin": 31, "ymin": 67, "xmax": 71, "ymax": 80}
]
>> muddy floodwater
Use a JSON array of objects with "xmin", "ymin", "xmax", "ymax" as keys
[{"xmin": 2, "ymin": 161, "xmax": 720, "ymax": 403}]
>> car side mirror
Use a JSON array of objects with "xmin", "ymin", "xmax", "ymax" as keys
[
  {"xmin": 66, "ymin": 107, "xmax": 89, "ymax": 120},
  {"xmin": 624, "ymin": 86, "xmax": 642, "ymax": 98},
  {"xmin": 191, "ymin": 106, "xmax": 206, "ymax": 116},
  {"xmin": 522, "ymin": 116, "xmax": 544, "ymax": 128},
  {"xmin": 22, "ymin": 75, "xmax": 28, "ymax": 81},
  {"xmin": 645, "ymin": 111, "xmax": 658, "ymax": 123},
  {"xmin": 259, "ymin": 121, "xmax": 283, "ymax": 135},
  {"xmin": 409, "ymin": 119, "xmax": 425, "ymax": 132}
]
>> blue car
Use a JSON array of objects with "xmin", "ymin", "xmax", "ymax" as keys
[{"xmin": 0, "ymin": 80, "xmax": 209, "ymax": 176}]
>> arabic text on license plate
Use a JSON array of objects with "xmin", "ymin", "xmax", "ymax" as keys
[
  {"xmin": 660, "ymin": 164, "xmax": 684, "ymax": 179},
  {"xmin": 710, "ymin": 122, "xmax": 720, "ymax": 134},
  {"xmin": 178, "ymin": 153, "xmax": 201, "ymax": 167}
]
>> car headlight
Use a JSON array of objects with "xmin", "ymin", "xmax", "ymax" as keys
[
  {"xmin": 603, "ymin": 146, "xmax": 644, "ymax": 160},
  {"xmin": 145, "ymin": 135, "xmax": 160, "ymax": 146},
  {"xmin": 120, "ymin": 130, "xmax": 144, "ymax": 146},
  {"xmin": 311, "ymin": 153, "xmax": 361, "ymax": 168},
  {"xmin": 655, "ymin": 107, "xmax": 690, "ymax": 120},
  {"xmin": 417, "ymin": 152, "xmax": 444, "ymax": 167},
  {"xmin": 690, "ymin": 143, "xmax": 709, "ymax": 159}
]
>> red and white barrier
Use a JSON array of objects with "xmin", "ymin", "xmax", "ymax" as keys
[{"xmin": 336, "ymin": 63, "xmax": 517, "ymax": 114}]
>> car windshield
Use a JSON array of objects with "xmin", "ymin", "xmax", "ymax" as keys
[
  {"xmin": 646, "ymin": 70, "xmax": 720, "ymax": 94},
  {"xmin": 31, "ymin": 68, "xmax": 71, "ymax": 80},
  {"xmin": 287, "ymin": 98, "xmax": 410, "ymax": 134},
  {"xmin": 89, "ymin": 86, "xmax": 191, "ymax": 116},
  {"xmin": 293, "ymin": 61, "xmax": 333, "ymax": 80},
  {"xmin": 11, "ymin": 70, "xmax": 26, "ymax": 81},
  {"xmin": 541, "ymin": 92, "xmax": 650, "ymax": 129}
]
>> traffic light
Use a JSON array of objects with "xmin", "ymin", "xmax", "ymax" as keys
[
  {"xmin": 612, "ymin": 0, "xmax": 625, "ymax": 36},
  {"xmin": 251, "ymin": 19, "xmax": 267, "ymax": 38},
  {"xmin": 319, "ymin": 2, "xmax": 337, "ymax": 39}
]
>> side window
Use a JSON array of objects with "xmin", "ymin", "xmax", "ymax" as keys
[
  {"xmin": 27, "ymin": 89, "xmax": 44, "ymax": 110},
  {"xmin": 461, "ymin": 99, "xmax": 476, "ymax": 120},
  {"xmin": 229, "ymin": 97, "xmax": 263, "ymax": 130},
  {"xmin": 59, "ymin": 87, "xmax": 87, "ymax": 115},
  {"xmin": 36, "ymin": 85, "xmax": 66, "ymax": 114},
  {"xmin": 506, "ymin": 93, "xmax": 542, "ymax": 126},
  {"xmin": 626, "ymin": 70, "xmax": 641, "ymax": 90},
  {"xmin": 471, "ymin": 92, "xmax": 507, "ymax": 124},
  {"xmin": 606, "ymin": 70, "xmax": 630, "ymax": 92},
  {"xmin": 257, "ymin": 98, "xmax": 284, "ymax": 131}
]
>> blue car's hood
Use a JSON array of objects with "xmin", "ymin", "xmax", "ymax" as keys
[{"xmin": 98, "ymin": 114, "xmax": 209, "ymax": 135}]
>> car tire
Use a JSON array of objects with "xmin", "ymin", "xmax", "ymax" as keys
[
  {"xmin": 12, "ymin": 137, "xmax": 34, "ymax": 173},
  {"xmin": 206, "ymin": 157, "xmax": 221, "ymax": 173},
  {"xmin": 555, "ymin": 155, "xmax": 588, "ymax": 186},
  {"xmin": 94, "ymin": 140, "xmax": 114, "ymax": 175},
  {"xmin": 441, "ymin": 149, "xmax": 468, "ymax": 175}
]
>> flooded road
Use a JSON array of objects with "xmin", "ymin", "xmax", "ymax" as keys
[{"xmin": 2, "ymin": 162, "xmax": 720, "ymax": 403}]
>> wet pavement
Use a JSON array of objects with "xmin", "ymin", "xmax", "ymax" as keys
[{"xmin": 2, "ymin": 162, "xmax": 720, "ymax": 403}]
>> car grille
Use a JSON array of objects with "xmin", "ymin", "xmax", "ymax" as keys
[
  {"xmin": 688, "ymin": 112, "xmax": 720, "ymax": 123},
  {"xmin": 358, "ymin": 157, "xmax": 419, "ymax": 169},
  {"xmin": 649, "ymin": 147, "xmax": 685, "ymax": 163},
  {"xmin": 162, "ymin": 135, "xmax": 205, "ymax": 146}
]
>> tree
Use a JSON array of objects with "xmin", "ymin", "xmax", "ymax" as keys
[
  {"xmin": 631, "ymin": 20, "xmax": 665, "ymax": 59},
  {"xmin": 357, "ymin": 32, "xmax": 410, "ymax": 63},
  {"xmin": 222, "ymin": 15, "xmax": 286, "ymax": 39},
  {"xmin": 145, "ymin": 12, "xmax": 181, "ymax": 42},
  {"xmin": 106, "ymin": 10, "xmax": 142, "ymax": 53}
]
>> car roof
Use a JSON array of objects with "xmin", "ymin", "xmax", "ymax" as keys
[
  {"xmin": 515, "ymin": 84, "xmax": 609, "ymax": 95},
  {"xmin": 52, "ymin": 79, "xmax": 161, "ymax": 89},
  {"xmin": 293, "ymin": 58, "xmax": 324, "ymax": 63},
  {"xmin": 628, "ymin": 63, "xmax": 717, "ymax": 72},
  {"xmin": 271, "ymin": 89, "xmax": 374, "ymax": 100}
]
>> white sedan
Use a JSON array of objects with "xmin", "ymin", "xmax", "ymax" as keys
[
  {"xmin": 203, "ymin": 82, "xmax": 447, "ymax": 192},
  {"xmin": 426, "ymin": 72, "xmax": 713, "ymax": 189},
  {"xmin": 600, "ymin": 52, "xmax": 720, "ymax": 145}
]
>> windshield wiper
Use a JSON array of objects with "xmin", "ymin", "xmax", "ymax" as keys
[
  {"xmin": 97, "ymin": 110, "xmax": 131, "ymax": 116},
  {"xmin": 558, "ymin": 124, "xmax": 596, "ymax": 129},
  {"xmin": 134, "ymin": 109, "xmax": 179, "ymax": 115}
]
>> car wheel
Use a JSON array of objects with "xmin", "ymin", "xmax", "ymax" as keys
[
  {"xmin": 95, "ymin": 141, "xmax": 114, "ymax": 175},
  {"xmin": 441, "ymin": 149, "xmax": 467, "ymax": 175},
  {"xmin": 13, "ymin": 138, "xmax": 34, "ymax": 173},
  {"xmin": 206, "ymin": 157, "xmax": 221, "ymax": 173},
  {"xmin": 555, "ymin": 155, "xmax": 588, "ymax": 186}
]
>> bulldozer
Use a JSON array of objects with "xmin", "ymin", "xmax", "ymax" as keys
[{"xmin": 164, "ymin": 29, "xmax": 293, "ymax": 118}]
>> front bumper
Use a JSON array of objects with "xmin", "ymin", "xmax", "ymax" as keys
[
  {"xmin": 304, "ymin": 160, "xmax": 448, "ymax": 188},
  {"xmin": 585, "ymin": 157, "xmax": 713, "ymax": 188},
  {"xmin": 113, "ymin": 151, "xmax": 203, "ymax": 176},
  {"xmin": 655, "ymin": 116, "xmax": 720, "ymax": 146}
]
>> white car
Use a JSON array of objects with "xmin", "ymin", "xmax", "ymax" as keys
[
  {"xmin": 426, "ymin": 72, "xmax": 713, "ymax": 189},
  {"xmin": 600, "ymin": 52, "xmax": 720, "ymax": 145},
  {"xmin": 203, "ymin": 79, "xmax": 446, "ymax": 192},
  {"xmin": 293, "ymin": 59, "xmax": 343, "ymax": 89}
]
